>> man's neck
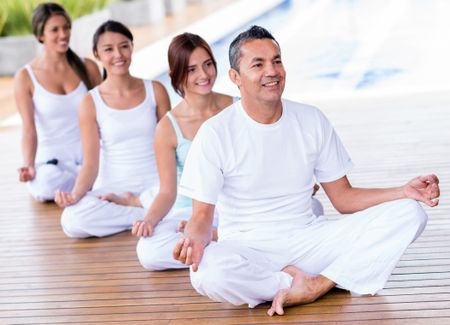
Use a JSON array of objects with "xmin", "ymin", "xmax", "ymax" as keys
[{"xmin": 240, "ymin": 97, "xmax": 282, "ymax": 124}]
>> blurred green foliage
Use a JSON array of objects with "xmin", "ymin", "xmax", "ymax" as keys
[{"xmin": 0, "ymin": 0, "xmax": 111, "ymax": 37}]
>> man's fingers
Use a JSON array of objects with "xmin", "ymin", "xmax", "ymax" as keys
[
  {"xmin": 178, "ymin": 238, "xmax": 190, "ymax": 263},
  {"xmin": 431, "ymin": 183, "xmax": 440, "ymax": 198},
  {"xmin": 428, "ymin": 198, "xmax": 439, "ymax": 207},
  {"xmin": 173, "ymin": 238, "xmax": 184, "ymax": 260},
  {"xmin": 185, "ymin": 246, "xmax": 193, "ymax": 266},
  {"xmin": 173, "ymin": 237, "xmax": 189, "ymax": 262},
  {"xmin": 419, "ymin": 174, "xmax": 439, "ymax": 184}
]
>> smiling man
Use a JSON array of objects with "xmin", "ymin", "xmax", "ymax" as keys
[{"xmin": 173, "ymin": 26, "xmax": 440, "ymax": 316}]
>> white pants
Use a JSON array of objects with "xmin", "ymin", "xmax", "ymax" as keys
[
  {"xmin": 60, "ymin": 189, "xmax": 156, "ymax": 238},
  {"xmin": 136, "ymin": 198, "xmax": 325, "ymax": 271},
  {"xmin": 137, "ymin": 207, "xmax": 193, "ymax": 271},
  {"xmin": 190, "ymin": 199, "xmax": 427, "ymax": 308},
  {"xmin": 27, "ymin": 162, "xmax": 79, "ymax": 202}
]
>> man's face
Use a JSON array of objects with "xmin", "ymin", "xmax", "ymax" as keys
[{"xmin": 231, "ymin": 38, "xmax": 286, "ymax": 105}]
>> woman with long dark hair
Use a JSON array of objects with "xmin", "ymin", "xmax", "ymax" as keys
[
  {"xmin": 14, "ymin": 2, "xmax": 102, "ymax": 202},
  {"xmin": 56, "ymin": 20, "xmax": 170, "ymax": 238}
]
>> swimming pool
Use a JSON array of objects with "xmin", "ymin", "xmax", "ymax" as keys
[{"xmin": 156, "ymin": 0, "xmax": 450, "ymax": 104}]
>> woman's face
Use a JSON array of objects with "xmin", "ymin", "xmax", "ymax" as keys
[
  {"xmin": 40, "ymin": 14, "xmax": 71, "ymax": 53},
  {"xmin": 183, "ymin": 47, "xmax": 217, "ymax": 96},
  {"xmin": 95, "ymin": 31, "xmax": 133, "ymax": 76}
]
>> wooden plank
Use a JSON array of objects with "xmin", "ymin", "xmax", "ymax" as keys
[{"xmin": 1, "ymin": 71, "xmax": 450, "ymax": 324}]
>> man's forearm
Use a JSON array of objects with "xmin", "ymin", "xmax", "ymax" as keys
[{"xmin": 335, "ymin": 186, "xmax": 405, "ymax": 214}]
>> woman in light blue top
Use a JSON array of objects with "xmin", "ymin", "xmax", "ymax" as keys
[{"xmin": 132, "ymin": 33, "xmax": 233, "ymax": 270}]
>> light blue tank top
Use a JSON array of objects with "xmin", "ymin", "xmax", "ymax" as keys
[
  {"xmin": 166, "ymin": 111, "xmax": 192, "ymax": 208},
  {"xmin": 166, "ymin": 97, "xmax": 238, "ymax": 208}
]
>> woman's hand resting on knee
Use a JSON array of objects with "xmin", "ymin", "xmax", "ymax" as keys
[
  {"xmin": 55, "ymin": 191, "xmax": 81, "ymax": 207},
  {"xmin": 18, "ymin": 166, "xmax": 36, "ymax": 182},
  {"xmin": 132, "ymin": 220, "xmax": 154, "ymax": 237}
]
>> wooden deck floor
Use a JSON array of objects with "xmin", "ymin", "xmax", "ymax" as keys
[{"xmin": 1, "ymin": 91, "xmax": 449, "ymax": 324}]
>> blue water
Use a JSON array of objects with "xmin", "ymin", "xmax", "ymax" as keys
[{"xmin": 156, "ymin": 0, "xmax": 450, "ymax": 103}]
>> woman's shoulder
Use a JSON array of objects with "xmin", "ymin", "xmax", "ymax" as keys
[
  {"xmin": 78, "ymin": 92, "xmax": 97, "ymax": 120},
  {"xmin": 155, "ymin": 112, "xmax": 178, "ymax": 147},
  {"xmin": 83, "ymin": 58, "xmax": 102, "ymax": 86},
  {"xmin": 212, "ymin": 92, "xmax": 233, "ymax": 112},
  {"xmin": 150, "ymin": 79, "xmax": 168, "ymax": 94},
  {"xmin": 14, "ymin": 63, "xmax": 35, "ymax": 91},
  {"xmin": 14, "ymin": 66, "xmax": 30, "ymax": 82}
]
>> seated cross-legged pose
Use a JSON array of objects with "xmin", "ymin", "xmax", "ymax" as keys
[
  {"xmin": 14, "ymin": 2, "xmax": 101, "ymax": 202},
  {"xmin": 111, "ymin": 34, "xmax": 324, "ymax": 270},
  {"xmin": 125, "ymin": 33, "xmax": 232, "ymax": 270},
  {"xmin": 56, "ymin": 20, "xmax": 170, "ymax": 238},
  {"xmin": 173, "ymin": 26, "xmax": 440, "ymax": 316}
]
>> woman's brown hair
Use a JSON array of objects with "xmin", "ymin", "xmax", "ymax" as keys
[
  {"xmin": 32, "ymin": 2, "xmax": 93, "ymax": 89},
  {"xmin": 168, "ymin": 33, "xmax": 217, "ymax": 97}
]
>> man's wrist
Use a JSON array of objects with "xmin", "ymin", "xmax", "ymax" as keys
[{"xmin": 396, "ymin": 186, "xmax": 407, "ymax": 200}]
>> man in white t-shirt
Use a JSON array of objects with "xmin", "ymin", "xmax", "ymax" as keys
[{"xmin": 173, "ymin": 26, "xmax": 440, "ymax": 316}]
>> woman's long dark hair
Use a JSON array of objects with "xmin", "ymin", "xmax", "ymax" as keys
[
  {"xmin": 92, "ymin": 20, "xmax": 134, "ymax": 80},
  {"xmin": 32, "ymin": 2, "xmax": 93, "ymax": 89}
]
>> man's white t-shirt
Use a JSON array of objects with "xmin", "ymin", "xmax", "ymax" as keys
[{"xmin": 179, "ymin": 99, "xmax": 353, "ymax": 241}]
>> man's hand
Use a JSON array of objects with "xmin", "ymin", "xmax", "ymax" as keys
[
  {"xmin": 173, "ymin": 237, "xmax": 206, "ymax": 272},
  {"xmin": 132, "ymin": 220, "xmax": 154, "ymax": 237},
  {"xmin": 403, "ymin": 174, "xmax": 440, "ymax": 207},
  {"xmin": 55, "ymin": 191, "xmax": 81, "ymax": 208},
  {"xmin": 18, "ymin": 166, "xmax": 36, "ymax": 182}
]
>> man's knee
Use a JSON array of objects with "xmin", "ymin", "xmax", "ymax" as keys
[
  {"xmin": 191, "ymin": 259, "xmax": 228, "ymax": 300},
  {"xmin": 398, "ymin": 198, "xmax": 428, "ymax": 227},
  {"xmin": 385, "ymin": 199, "xmax": 428, "ymax": 242},
  {"xmin": 401, "ymin": 199, "xmax": 428, "ymax": 239},
  {"xmin": 190, "ymin": 245, "xmax": 238, "ymax": 302}
]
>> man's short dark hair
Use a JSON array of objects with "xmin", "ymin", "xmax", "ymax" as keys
[{"xmin": 228, "ymin": 25, "xmax": 279, "ymax": 72}]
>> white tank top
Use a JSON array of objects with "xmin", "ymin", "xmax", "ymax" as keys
[
  {"xmin": 91, "ymin": 79, "xmax": 159, "ymax": 192},
  {"xmin": 25, "ymin": 64, "xmax": 86, "ymax": 163}
]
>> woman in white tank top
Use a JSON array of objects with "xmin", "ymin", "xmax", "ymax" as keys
[
  {"xmin": 14, "ymin": 3, "xmax": 102, "ymax": 202},
  {"xmin": 55, "ymin": 20, "xmax": 170, "ymax": 238}
]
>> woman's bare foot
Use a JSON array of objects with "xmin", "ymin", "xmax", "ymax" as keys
[
  {"xmin": 177, "ymin": 220, "xmax": 218, "ymax": 241},
  {"xmin": 98, "ymin": 192, "xmax": 142, "ymax": 207},
  {"xmin": 267, "ymin": 266, "xmax": 335, "ymax": 316},
  {"xmin": 176, "ymin": 220, "xmax": 188, "ymax": 233}
]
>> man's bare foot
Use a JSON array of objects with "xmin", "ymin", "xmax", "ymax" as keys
[
  {"xmin": 98, "ymin": 192, "xmax": 142, "ymax": 207},
  {"xmin": 267, "ymin": 266, "xmax": 335, "ymax": 316}
]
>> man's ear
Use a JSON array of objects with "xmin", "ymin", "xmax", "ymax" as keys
[{"xmin": 228, "ymin": 68, "xmax": 241, "ymax": 87}]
